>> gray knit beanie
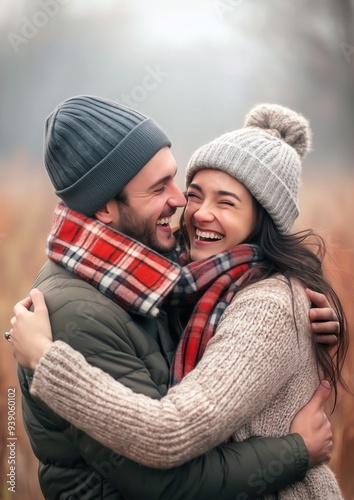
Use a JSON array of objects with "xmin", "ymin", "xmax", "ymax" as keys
[
  {"xmin": 44, "ymin": 95, "xmax": 171, "ymax": 215},
  {"xmin": 186, "ymin": 104, "xmax": 312, "ymax": 234}
]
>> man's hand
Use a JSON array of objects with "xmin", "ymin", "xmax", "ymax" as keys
[
  {"xmin": 306, "ymin": 289, "xmax": 339, "ymax": 345},
  {"xmin": 10, "ymin": 289, "xmax": 53, "ymax": 370},
  {"xmin": 290, "ymin": 381, "xmax": 333, "ymax": 468}
]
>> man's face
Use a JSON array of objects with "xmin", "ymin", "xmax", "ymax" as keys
[{"xmin": 112, "ymin": 147, "xmax": 186, "ymax": 253}]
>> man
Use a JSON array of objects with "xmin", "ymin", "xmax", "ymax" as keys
[{"xmin": 18, "ymin": 95, "xmax": 336, "ymax": 499}]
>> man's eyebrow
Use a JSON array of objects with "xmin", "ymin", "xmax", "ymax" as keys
[
  {"xmin": 148, "ymin": 169, "xmax": 177, "ymax": 190},
  {"xmin": 188, "ymin": 183, "xmax": 242, "ymax": 202}
]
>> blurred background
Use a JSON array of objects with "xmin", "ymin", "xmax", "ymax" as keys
[{"xmin": 0, "ymin": 0, "xmax": 353, "ymax": 498}]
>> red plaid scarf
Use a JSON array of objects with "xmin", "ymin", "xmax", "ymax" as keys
[
  {"xmin": 46, "ymin": 204, "xmax": 182, "ymax": 317},
  {"xmin": 170, "ymin": 245, "xmax": 263, "ymax": 385}
]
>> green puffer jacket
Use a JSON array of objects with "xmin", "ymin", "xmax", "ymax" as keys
[{"xmin": 18, "ymin": 261, "xmax": 308, "ymax": 500}]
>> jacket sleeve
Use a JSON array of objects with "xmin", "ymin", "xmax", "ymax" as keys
[
  {"xmin": 66, "ymin": 424, "xmax": 307, "ymax": 499},
  {"xmin": 31, "ymin": 279, "xmax": 307, "ymax": 468},
  {"xmin": 48, "ymin": 299, "xmax": 173, "ymax": 400}
]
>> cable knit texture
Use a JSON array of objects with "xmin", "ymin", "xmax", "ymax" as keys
[{"xmin": 31, "ymin": 276, "xmax": 343, "ymax": 499}]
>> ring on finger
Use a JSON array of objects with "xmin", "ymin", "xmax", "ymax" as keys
[{"xmin": 4, "ymin": 331, "xmax": 11, "ymax": 342}]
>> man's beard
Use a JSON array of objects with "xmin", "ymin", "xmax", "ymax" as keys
[{"xmin": 113, "ymin": 203, "xmax": 176, "ymax": 254}]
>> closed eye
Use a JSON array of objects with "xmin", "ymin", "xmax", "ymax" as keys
[
  {"xmin": 220, "ymin": 200, "xmax": 235, "ymax": 206},
  {"xmin": 186, "ymin": 192, "xmax": 201, "ymax": 200},
  {"xmin": 154, "ymin": 186, "xmax": 166, "ymax": 193}
]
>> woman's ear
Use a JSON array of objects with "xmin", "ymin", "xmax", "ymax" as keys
[{"xmin": 94, "ymin": 199, "xmax": 120, "ymax": 225}]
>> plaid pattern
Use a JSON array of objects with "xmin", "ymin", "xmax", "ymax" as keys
[
  {"xmin": 170, "ymin": 245, "xmax": 263, "ymax": 386},
  {"xmin": 46, "ymin": 204, "xmax": 182, "ymax": 317}
]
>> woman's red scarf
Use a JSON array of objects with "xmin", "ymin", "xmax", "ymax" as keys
[{"xmin": 169, "ymin": 244, "xmax": 263, "ymax": 385}]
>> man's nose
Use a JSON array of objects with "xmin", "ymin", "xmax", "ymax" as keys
[{"xmin": 168, "ymin": 182, "xmax": 186, "ymax": 208}]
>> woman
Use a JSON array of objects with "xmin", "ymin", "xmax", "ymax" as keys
[{"xmin": 11, "ymin": 104, "xmax": 347, "ymax": 498}]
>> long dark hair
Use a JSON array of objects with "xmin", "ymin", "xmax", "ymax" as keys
[{"xmin": 180, "ymin": 199, "xmax": 349, "ymax": 408}]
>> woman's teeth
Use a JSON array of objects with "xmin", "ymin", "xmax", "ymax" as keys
[{"xmin": 195, "ymin": 229, "xmax": 223, "ymax": 241}]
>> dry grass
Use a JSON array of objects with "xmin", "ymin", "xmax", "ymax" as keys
[
  {"xmin": 296, "ymin": 173, "xmax": 354, "ymax": 500},
  {"xmin": 0, "ymin": 161, "xmax": 56, "ymax": 500},
  {"xmin": 0, "ymin": 164, "xmax": 353, "ymax": 499}
]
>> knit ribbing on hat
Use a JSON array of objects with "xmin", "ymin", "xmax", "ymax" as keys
[
  {"xmin": 44, "ymin": 96, "xmax": 171, "ymax": 215},
  {"xmin": 186, "ymin": 104, "xmax": 311, "ymax": 234}
]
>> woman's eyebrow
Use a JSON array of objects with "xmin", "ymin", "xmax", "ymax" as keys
[
  {"xmin": 188, "ymin": 182, "xmax": 202, "ymax": 192},
  {"xmin": 217, "ymin": 190, "xmax": 242, "ymax": 202},
  {"xmin": 189, "ymin": 183, "xmax": 242, "ymax": 202}
]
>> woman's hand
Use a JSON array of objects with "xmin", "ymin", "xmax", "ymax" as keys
[
  {"xmin": 306, "ymin": 289, "xmax": 339, "ymax": 345},
  {"xmin": 10, "ymin": 289, "xmax": 53, "ymax": 370}
]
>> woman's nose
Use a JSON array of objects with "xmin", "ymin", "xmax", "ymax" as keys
[{"xmin": 193, "ymin": 203, "xmax": 215, "ymax": 222}]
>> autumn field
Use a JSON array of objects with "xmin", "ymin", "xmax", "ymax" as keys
[{"xmin": 0, "ymin": 164, "xmax": 353, "ymax": 500}]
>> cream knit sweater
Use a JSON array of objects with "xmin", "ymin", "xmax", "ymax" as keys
[{"xmin": 31, "ymin": 276, "xmax": 343, "ymax": 499}]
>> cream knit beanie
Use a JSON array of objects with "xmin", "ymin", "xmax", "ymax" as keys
[{"xmin": 186, "ymin": 104, "xmax": 312, "ymax": 234}]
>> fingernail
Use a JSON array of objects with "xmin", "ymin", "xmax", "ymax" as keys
[
  {"xmin": 321, "ymin": 380, "xmax": 331, "ymax": 389},
  {"xmin": 310, "ymin": 310, "xmax": 317, "ymax": 319}
]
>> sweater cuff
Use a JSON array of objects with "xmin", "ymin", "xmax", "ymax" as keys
[
  {"xmin": 283, "ymin": 433, "xmax": 309, "ymax": 480},
  {"xmin": 31, "ymin": 340, "xmax": 74, "ymax": 398}
]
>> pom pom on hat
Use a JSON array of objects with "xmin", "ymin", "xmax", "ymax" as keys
[{"xmin": 244, "ymin": 103, "xmax": 312, "ymax": 159}]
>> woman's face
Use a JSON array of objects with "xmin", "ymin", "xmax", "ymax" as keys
[{"xmin": 185, "ymin": 169, "xmax": 256, "ymax": 261}]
